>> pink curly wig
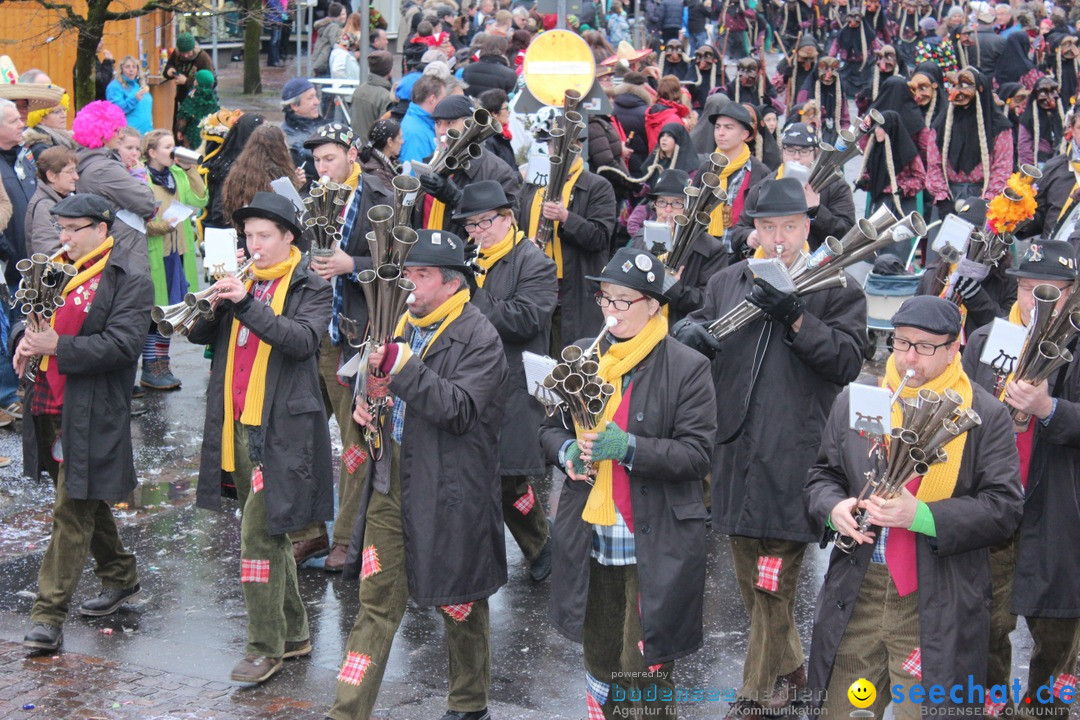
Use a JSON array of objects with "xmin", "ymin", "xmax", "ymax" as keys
[{"xmin": 72, "ymin": 100, "xmax": 128, "ymax": 149}]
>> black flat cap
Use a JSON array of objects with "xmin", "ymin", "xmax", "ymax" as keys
[
  {"xmin": 452, "ymin": 179, "xmax": 512, "ymax": 220},
  {"xmin": 432, "ymin": 95, "xmax": 475, "ymax": 120},
  {"xmin": 50, "ymin": 193, "xmax": 115, "ymax": 228},
  {"xmin": 303, "ymin": 122, "xmax": 355, "ymax": 150},
  {"xmin": 708, "ymin": 103, "xmax": 754, "ymax": 134},
  {"xmin": 405, "ymin": 229, "xmax": 472, "ymax": 274},
  {"xmin": 586, "ymin": 247, "xmax": 669, "ymax": 304},
  {"xmin": 743, "ymin": 177, "xmax": 808, "ymax": 218},
  {"xmin": 233, "ymin": 191, "xmax": 304, "ymax": 240},
  {"xmin": 890, "ymin": 296, "xmax": 962, "ymax": 335},
  {"xmin": 648, "ymin": 169, "xmax": 690, "ymax": 198},
  {"xmin": 1007, "ymin": 240, "xmax": 1078, "ymax": 280}
]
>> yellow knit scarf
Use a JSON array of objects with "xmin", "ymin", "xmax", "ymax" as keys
[
  {"xmin": 344, "ymin": 161, "xmax": 361, "ymax": 190},
  {"xmin": 221, "ymin": 245, "xmax": 303, "ymax": 471},
  {"xmin": 582, "ymin": 313, "xmax": 669, "ymax": 526},
  {"xmin": 393, "ymin": 288, "xmax": 471, "ymax": 358},
  {"xmin": 883, "ymin": 353, "xmax": 972, "ymax": 502},
  {"xmin": 708, "ymin": 144, "xmax": 751, "ymax": 236},
  {"xmin": 39, "ymin": 237, "xmax": 114, "ymax": 373},
  {"xmin": 530, "ymin": 156, "xmax": 585, "ymax": 279},
  {"xmin": 475, "ymin": 227, "xmax": 520, "ymax": 288}
]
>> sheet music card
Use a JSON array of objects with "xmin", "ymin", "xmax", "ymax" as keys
[
  {"xmin": 204, "ymin": 228, "xmax": 238, "ymax": 275},
  {"xmin": 980, "ymin": 317, "xmax": 1027, "ymax": 378},
  {"xmin": 522, "ymin": 351, "xmax": 558, "ymax": 407},
  {"xmin": 848, "ymin": 384, "xmax": 892, "ymax": 438}
]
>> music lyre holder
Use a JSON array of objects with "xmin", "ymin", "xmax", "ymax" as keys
[{"xmin": 990, "ymin": 350, "xmax": 1017, "ymax": 397}]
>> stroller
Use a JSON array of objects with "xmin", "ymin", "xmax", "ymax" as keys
[{"xmin": 863, "ymin": 239, "xmax": 923, "ymax": 358}]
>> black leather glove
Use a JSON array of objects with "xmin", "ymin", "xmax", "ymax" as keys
[
  {"xmin": 419, "ymin": 172, "xmax": 462, "ymax": 206},
  {"xmin": 746, "ymin": 277, "xmax": 804, "ymax": 327},
  {"xmin": 953, "ymin": 275, "xmax": 982, "ymax": 301},
  {"xmin": 672, "ymin": 317, "xmax": 722, "ymax": 360}
]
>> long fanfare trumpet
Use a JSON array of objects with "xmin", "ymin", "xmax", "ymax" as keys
[
  {"xmin": 836, "ymin": 370, "xmax": 982, "ymax": 553},
  {"xmin": 345, "ymin": 202, "xmax": 420, "ymax": 461},
  {"xmin": 807, "ymin": 110, "xmax": 884, "ymax": 193},
  {"xmin": 706, "ymin": 208, "xmax": 927, "ymax": 340},
  {"xmin": 153, "ymin": 254, "xmax": 260, "ymax": 337},
  {"xmin": 304, "ymin": 175, "xmax": 354, "ymax": 258},
  {"xmin": 13, "ymin": 249, "xmax": 77, "ymax": 383},
  {"xmin": 542, "ymin": 317, "xmax": 618, "ymax": 475},
  {"xmin": 1003, "ymin": 281, "xmax": 1080, "ymax": 431},
  {"xmin": 534, "ymin": 90, "xmax": 587, "ymax": 250},
  {"xmin": 429, "ymin": 108, "xmax": 503, "ymax": 176},
  {"xmin": 668, "ymin": 161, "xmax": 729, "ymax": 272}
]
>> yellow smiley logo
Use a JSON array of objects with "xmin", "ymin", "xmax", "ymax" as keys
[{"xmin": 848, "ymin": 678, "xmax": 876, "ymax": 709}]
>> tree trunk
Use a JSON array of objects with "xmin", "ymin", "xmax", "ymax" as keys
[
  {"xmin": 242, "ymin": 0, "xmax": 263, "ymax": 94},
  {"xmin": 74, "ymin": 2, "xmax": 110, "ymax": 111}
]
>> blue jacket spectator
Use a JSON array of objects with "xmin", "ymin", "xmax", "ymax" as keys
[
  {"xmin": 106, "ymin": 56, "xmax": 153, "ymax": 134},
  {"xmin": 399, "ymin": 75, "xmax": 445, "ymax": 164}
]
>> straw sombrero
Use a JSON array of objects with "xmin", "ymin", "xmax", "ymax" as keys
[
  {"xmin": 0, "ymin": 82, "xmax": 66, "ymax": 112},
  {"xmin": 601, "ymin": 41, "xmax": 654, "ymax": 66}
]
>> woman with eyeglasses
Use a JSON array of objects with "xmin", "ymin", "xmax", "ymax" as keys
[
  {"xmin": 539, "ymin": 246, "xmax": 716, "ymax": 720},
  {"xmin": 25, "ymin": 146, "xmax": 79, "ymax": 257},
  {"xmin": 455, "ymin": 179, "xmax": 558, "ymax": 582},
  {"xmin": 477, "ymin": 88, "xmax": 517, "ymax": 172}
]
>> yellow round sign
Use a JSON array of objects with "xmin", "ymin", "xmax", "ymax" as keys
[{"xmin": 522, "ymin": 29, "xmax": 597, "ymax": 106}]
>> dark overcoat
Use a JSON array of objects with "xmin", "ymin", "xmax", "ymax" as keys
[
  {"xmin": 344, "ymin": 303, "xmax": 510, "ymax": 606},
  {"xmin": 688, "ymin": 261, "xmax": 867, "ymax": 542},
  {"xmin": 428, "ymin": 150, "xmax": 523, "ymax": 241},
  {"xmin": 471, "ymin": 236, "xmax": 558, "ymax": 476},
  {"xmin": 964, "ymin": 324, "xmax": 1080, "ymax": 618},
  {"xmin": 804, "ymin": 385, "xmax": 1022, "ymax": 706},
  {"xmin": 12, "ymin": 241, "xmax": 153, "ymax": 500},
  {"xmin": 518, "ymin": 169, "xmax": 617, "ymax": 348},
  {"xmin": 539, "ymin": 335, "xmax": 717, "ymax": 665},
  {"xmin": 189, "ymin": 261, "xmax": 335, "ymax": 536}
]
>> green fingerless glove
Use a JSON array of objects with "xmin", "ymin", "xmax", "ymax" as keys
[
  {"xmin": 591, "ymin": 424, "xmax": 631, "ymax": 463},
  {"xmin": 566, "ymin": 441, "xmax": 587, "ymax": 475}
]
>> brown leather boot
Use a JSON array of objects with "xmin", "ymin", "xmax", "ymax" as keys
[
  {"xmin": 724, "ymin": 698, "xmax": 767, "ymax": 720},
  {"xmin": 764, "ymin": 664, "xmax": 807, "ymax": 710},
  {"xmin": 323, "ymin": 543, "xmax": 348, "ymax": 572},
  {"xmin": 292, "ymin": 531, "xmax": 329, "ymax": 565}
]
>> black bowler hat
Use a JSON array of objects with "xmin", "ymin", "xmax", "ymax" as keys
[
  {"xmin": 890, "ymin": 296, "xmax": 962, "ymax": 336},
  {"xmin": 233, "ymin": 192, "xmax": 304, "ymax": 240},
  {"xmin": 647, "ymin": 169, "xmax": 690, "ymax": 198},
  {"xmin": 303, "ymin": 122, "xmax": 355, "ymax": 150},
  {"xmin": 432, "ymin": 95, "xmax": 475, "ymax": 120},
  {"xmin": 586, "ymin": 247, "xmax": 669, "ymax": 304},
  {"xmin": 1007, "ymin": 240, "xmax": 1078, "ymax": 281},
  {"xmin": 708, "ymin": 103, "xmax": 755, "ymax": 134},
  {"xmin": 743, "ymin": 177, "xmax": 808, "ymax": 218},
  {"xmin": 50, "ymin": 193, "xmax": 115, "ymax": 229},
  {"xmin": 452, "ymin": 180, "xmax": 512, "ymax": 220},
  {"xmin": 954, "ymin": 197, "xmax": 987, "ymax": 228},
  {"xmin": 405, "ymin": 229, "xmax": 473, "ymax": 274}
]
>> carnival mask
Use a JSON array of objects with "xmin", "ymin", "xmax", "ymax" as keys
[
  {"xmin": 948, "ymin": 70, "xmax": 977, "ymax": 107},
  {"xmin": 696, "ymin": 49, "xmax": 716, "ymax": 67},
  {"xmin": 908, "ymin": 73, "xmax": 937, "ymax": 106},
  {"xmin": 1035, "ymin": 79, "xmax": 1061, "ymax": 110},
  {"xmin": 818, "ymin": 57, "xmax": 839, "ymax": 83},
  {"xmin": 958, "ymin": 28, "xmax": 976, "ymax": 46},
  {"xmin": 866, "ymin": 0, "xmax": 880, "ymax": 12},
  {"xmin": 797, "ymin": 48, "xmax": 819, "ymax": 70},
  {"xmin": 1061, "ymin": 36, "xmax": 1080, "ymax": 60},
  {"xmin": 846, "ymin": 9, "xmax": 863, "ymax": 25},
  {"xmin": 737, "ymin": 59, "xmax": 759, "ymax": 85},
  {"xmin": 878, "ymin": 46, "xmax": 897, "ymax": 72}
]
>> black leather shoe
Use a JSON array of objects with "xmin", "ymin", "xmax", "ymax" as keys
[
  {"xmin": 440, "ymin": 710, "xmax": 491, "ymax": 720},
  {"xmin": 23, "ymin": 623, "xmax": 62, "ymax": 652},
  {"xmin": 530, "ymin": 537, "xmax": 552, "ymax": 582},
  {"xmin": 78, "ymin": 584, "xmax": 141, "ymax": 617}
]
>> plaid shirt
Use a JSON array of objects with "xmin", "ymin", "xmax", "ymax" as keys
[
  {"xmin": 328, "ymin": 179, "xmax": 363, "ymax": 345},
  {"xmin": 592, "ymin": 509, "xmax": 637, "ymax": 566},
  {"xmin": 871, "ymin": 527, "xmax": 888, "ymax": 564},
  {"xmin": 390, "ymin": 322, "xmax": 439, "ymax": 444},
  {"xmin": 29, "ymin": 370, "xmax": 60, "ymax": 416}
]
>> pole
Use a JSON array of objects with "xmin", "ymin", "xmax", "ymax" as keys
[
  {"xmin": 558, "ymin": 0, "xmax": 568, "ymax": 30},
  {"xmin": 211, "ymin": 0, "xmax": 220, "ymax": 70},
  {"xmin": 294, "ymin": 2, "xmax": 302, "ymax": 76},
  {"xmin": 359, "ymin": 1, "xmax": 370, "ymax": 84}
]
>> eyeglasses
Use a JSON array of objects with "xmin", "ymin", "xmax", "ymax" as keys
[
  {"xmin": 463, "ymin": 215, "xmax": 499, "ymax": 232},
  {"xmin": 888, "ymin": 336, "xmax": 953, "ymax": 356},
  {"xmin": 52, "ymin": 222, "xmax": 94, "ymax": 236},
  {"xmin": 654, "ymin": 198, "xmax": 685, "ymax": 210},
  {"xmin": 783, "ymin": 145, "xmax": 816, "ymax": 158},
  {"xmin": 595, "ymin": 292, "xmax": 649, "ymax": 311}
]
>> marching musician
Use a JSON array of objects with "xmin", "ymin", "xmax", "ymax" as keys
[
  {"xmin": 17, "ymin": 194, "xmax": 153, "ymax": 654},
  {"xmin": 332, "ymin": 230, "xmax": 508, "ymax": 720},
  {"xmin": 963, "ymin": 241, "xmax": 1080, "ymax": 714},
  {"xmin": 675, "ymin": 177, "xmax": 867, "ymax": 718},
  {"xmin": 418, "ymin": 94, "xmax": 522, "ymax": 242},
  {"xmin": 540, "ymin": 247, "xmax": 716, "ymax": 720},
  {"xmin": 293, "ymin": 122, "xmax": 369, "ymax": 571},
  {"xmin": 457, "ymin": 180, "xmax": 557, "ymax": 582},
  {"xmin": 804, "ymin": 296, "xmax": 1022, "ymax": 719},
  {"xmin": 694, "ymin": 104, "xmax": 771, "ymax": 251},
  {"xmin": 628, "ymin": 168, "xmax": 729, "ymax": 323},
  {"xmin": 728, "ymin": 122, "xmax": 856, "ymax": 256},
  {"xmin": 519, "ymin": 118, "xmax": 617, "ymax": 351},
  {"xmin": 189, "ymin": 192, "xmax": 333, "ymax": 684},
  {"xmin": 1018, "ymin": 111, "xmax": 1080, "ymax": 245}
]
